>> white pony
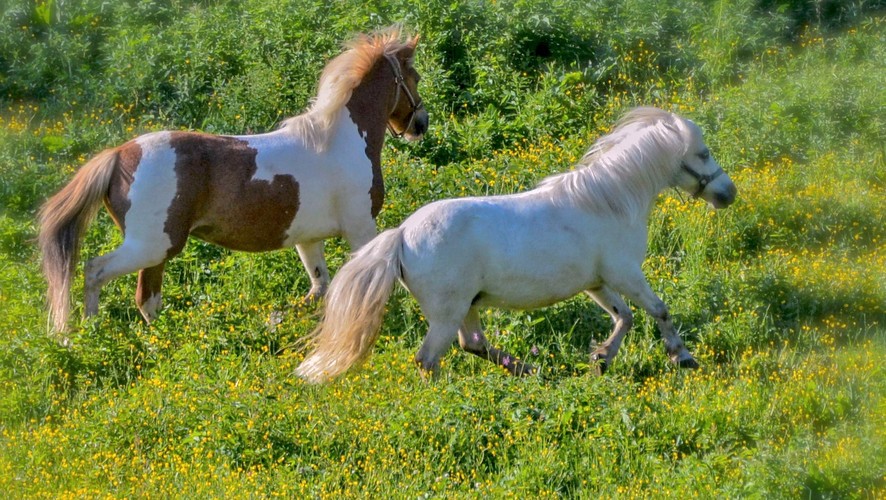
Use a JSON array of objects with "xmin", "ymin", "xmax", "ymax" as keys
[{"xmin": 296, "ymin": 107, "xmax": 737, "ymax": 382}]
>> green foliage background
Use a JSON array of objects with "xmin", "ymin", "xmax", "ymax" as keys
[{"xmin": 1, "ymin": 0, "xmax": 884, "ymax": 496}]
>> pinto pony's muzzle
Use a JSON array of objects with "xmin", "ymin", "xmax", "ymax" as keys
[{"xmin": 385, "ymin": 53, "xmax": 428, "ymax": 141}]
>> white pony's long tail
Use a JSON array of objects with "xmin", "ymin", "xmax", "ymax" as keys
[{"xmin": 296, "ymin": 228, "xmax": 404, "ymax": 383}]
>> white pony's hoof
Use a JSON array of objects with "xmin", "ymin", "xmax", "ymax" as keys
[
  {"xmin": 678, "ymin": 357, "xmax": 700, "ymax": 369},
  {"xmin": 590, "ymin": 349, "xmax": 611, "ymax": 376}
]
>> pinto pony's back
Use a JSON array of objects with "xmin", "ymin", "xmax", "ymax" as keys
[{"xmin": 39, "ymin": 149, "xmax": 119, "ymax": 333}]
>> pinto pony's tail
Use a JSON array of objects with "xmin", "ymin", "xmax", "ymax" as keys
[
  {"xmin": 38, "ymin": 149, "xmax": 118, "ymax": 332},
  {"xmin": 296, "ymin": 228, "xmax": 404, "ymax": 383}
]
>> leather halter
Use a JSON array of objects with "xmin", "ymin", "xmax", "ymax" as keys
[
  {"xmin": 681, "ymin": 162, "xmax": 725, "ymax": 197},
  {"xmin": 384, "ymin": 53, "xmax": 424, "ymax": 138}
]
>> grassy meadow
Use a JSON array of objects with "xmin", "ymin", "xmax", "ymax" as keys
[{"xmin": 1, "ymin": 0, "xmax": 884, "ymax": 497}]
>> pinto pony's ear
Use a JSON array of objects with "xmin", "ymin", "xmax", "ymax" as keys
[{"xmin": 408, "ymin": 34, "xmax": 420, "ymax": 49}]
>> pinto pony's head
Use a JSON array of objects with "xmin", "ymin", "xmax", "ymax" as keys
[
  {"xmin": 381, "ymin": 34, "xmax": 427, "ymax": 141},
  {"xmin": 281, "ymin": 28, "xmax": 427, "ymax": 148}
]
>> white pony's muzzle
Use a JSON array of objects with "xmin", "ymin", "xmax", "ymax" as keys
[{"xmin": 704, "ymin": 177, "xmax": 737, "ymax": 208}]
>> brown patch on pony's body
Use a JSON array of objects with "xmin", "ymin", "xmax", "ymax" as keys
[
  {"xmin": 167, "ymin": 132, "xmax": 300, "ymax": 253},
  {"xmin": 104, "ymin": 141, "xmax": 143, "ymax": 233}
]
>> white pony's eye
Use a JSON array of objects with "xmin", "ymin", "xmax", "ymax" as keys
[{"xmin": 698, "ymin": 149, "xmax": 710, "ymax": 161}]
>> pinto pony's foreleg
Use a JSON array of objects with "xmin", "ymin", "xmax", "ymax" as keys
[
  {"xmin": 610, "ymin": 270, "xmax": 699, "ymax": 369},
  {"xmin": 651, "ymin": 302, "xmax": 699, "ymax": 369},
  {"xmin": 295, "ymin": 228, "xmax": 404, "ymax": 383},
  {"xmin": 585, "ymin": 286, "xmax": 633, "ymax": 375},
  {"xmin": 456, "ymin": 308, "xmax": 536, "ymax": 376},
  {"xmin": 295, "ymin": 241, "xmax": 330, "ymax": 302}
]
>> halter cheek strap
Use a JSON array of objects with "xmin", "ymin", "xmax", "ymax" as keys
[
  {"xmin": 681, "ymin": 162, "xmax": 725, "ymax": 198},
  {"xmin": 384, "ymin": 53, "xmax": 424, "ymax": 138}
]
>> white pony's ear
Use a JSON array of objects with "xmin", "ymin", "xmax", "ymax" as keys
[
  {"xmin": 661, "ymin": 115, "xmax": 691, "ymax": 156},
  {"xmin": 662, "ymin": 120, "xmax": 680, "ymax": 136},
  {"xmin": 661, "ymin": 111, "xmax": 686, "ymax": 137}
]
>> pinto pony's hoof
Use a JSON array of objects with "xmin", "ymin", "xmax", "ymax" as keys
[
  {"xmin": 302, "ymin": 289, "xmax": 326, "ymax": 305},
  {"xmin": 292, "ymin": 290, "xmax": 325, "ymax": 313}
]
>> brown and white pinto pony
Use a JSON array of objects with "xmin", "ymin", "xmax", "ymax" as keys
[{"xmin": 39, "ymin": 29, "xmax": 428, "ymax": 337}]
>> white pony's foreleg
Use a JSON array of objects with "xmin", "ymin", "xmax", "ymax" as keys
[
  {"xmin": 585, "ymin": 286, "xmax": 633, "ymax": 375},
  {"xmin": 458, "ymin": 307, "xmax": 536, "ymax": 376},
  {"xmin": 295, "ymin": 241, "xmax": 330, "ymax": 302},
  {"xmin": 609, "ymin": 270, "xmax": 699, "ymax": 369}
]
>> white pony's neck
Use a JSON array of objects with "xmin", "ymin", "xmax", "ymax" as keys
[{"xmin": 539, "ymin": 112, "xmax": 684, "ymax": 222}]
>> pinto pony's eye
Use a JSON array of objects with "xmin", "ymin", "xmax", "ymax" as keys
[{"xmin": 404, "ymin": 62, "xmax": 420, "ymax": 82}]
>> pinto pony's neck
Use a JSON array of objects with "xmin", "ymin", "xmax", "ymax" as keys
[
  {"xmin": 539, "ymin": 107, "xmax": 687, "ymax": 222},
  {"xmin": 278, "ymin": 29, "xmax": 413, "ymax": 152}
]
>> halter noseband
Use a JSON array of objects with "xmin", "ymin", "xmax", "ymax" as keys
[
  {"xmin": 681, "ymin": 162, "xmax": 725, "ymax": 198},
  {"xmin": 385, "ymin": 53, "xmax": 424, "ymax": 138}
]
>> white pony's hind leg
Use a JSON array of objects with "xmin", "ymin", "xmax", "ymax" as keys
[
  {"xmin": 609, "ymin": 269, "xmax": 698, "ymax": 369},
  {"xmin": 458, "ymin": 307, "xmax": 536, "ymax": 376},
  {"xmin": 295, "ymin": 241, "xmax": 329, "ymax": 302},
  {"xmin": 585, "ymin": 286, "xmax": 633, "ymax": 375},
  {"xmin": 84, "ymin": 241, "xmax": 167, "ymax": 318},
  {"xmin": 415, "ymin": 320, "xmax": 460, "ymax": 377}
]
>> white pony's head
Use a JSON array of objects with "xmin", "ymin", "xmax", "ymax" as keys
[
  {"xmin": 663, "ymin": 110, "xmax": 737, "ymax": 209},
  {"xmin": 593, "ymin": 107, "xmax": 737, "ymax": 209},
  {"xmin": 552, "ymin": 107, "xmax": 737, "ymax": 219}
]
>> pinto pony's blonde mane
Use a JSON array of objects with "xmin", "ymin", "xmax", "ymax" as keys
[
  {"xmin": 280, "ymin": 28, "xmax": 414, "ymax": 150},
  {"xmin": 539, "ymin": 107, "xmax": 689, "ymax": 220}
]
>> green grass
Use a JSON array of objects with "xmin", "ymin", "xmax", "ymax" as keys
[{"xmin": 1, "ymin": 1, "xmax": 884, "ymax": 497}]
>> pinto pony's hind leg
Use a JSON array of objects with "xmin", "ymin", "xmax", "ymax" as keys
[
  {"xmin": 295, "ymin": 241, "xmax": 329, "ymax": 302},
  {"xmin": 136, "ymin": 263, "xmax": 166, "ymax": 323},
  {"xmin": 84, "ymin": 241, "xmax": 170, "ymax": 320},
  {"xmin": 457, "ymin": 307, "xmax": 536, "ymax": 376}
]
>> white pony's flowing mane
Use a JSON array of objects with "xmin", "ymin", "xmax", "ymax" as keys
[
  {"xmin": 538, "ymin": 107, "xmax": 689, "ymax": 220},
  {"xmin": 279, "ymin": 28, "xmax": 409, "ymax": 149}
]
